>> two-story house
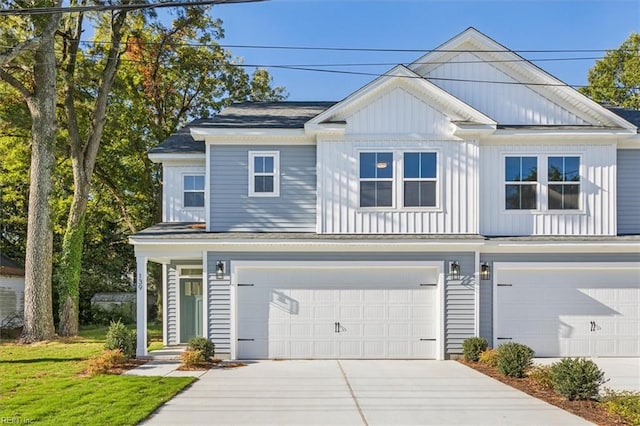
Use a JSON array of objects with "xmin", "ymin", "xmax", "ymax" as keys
[{"xmin": 130, "ymin": 28, "xmax": 640, "ymax": 360}]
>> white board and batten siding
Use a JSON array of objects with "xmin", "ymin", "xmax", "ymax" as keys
[
  {"xmin": 421, "ymin": 52, "xmax": 589, "ymax": 126},
  {"xmin": 480, "ymin": 143, "xmax": 617, "ymax": 236},
  {"xmin": 317, "ymin": 87, "xmax": 479, "ymax": 234},
  {"xmin": 162, "ymin": 164, "xmax": 206, "ymax": 222}
]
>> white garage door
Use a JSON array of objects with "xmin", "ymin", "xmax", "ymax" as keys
[
  {"xmin": 495, "ymin": 263, "xmax": 640, "ymax": 357},
  {"xmin": 235, "ymin": 262, "xmax": 440, "ymax": 359}
]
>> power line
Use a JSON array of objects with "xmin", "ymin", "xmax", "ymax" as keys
[{"xmin": 0, "ymin": 0, "xmax": 265, "ymax": 16}]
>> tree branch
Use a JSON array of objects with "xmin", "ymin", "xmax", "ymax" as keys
[{"xmin": 0, "ymin": 68, "xmax": 32, "ymax": 100}]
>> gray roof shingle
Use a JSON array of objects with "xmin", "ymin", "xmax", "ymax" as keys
[
  {"xmin": 607, "ymin": 106, "xmax": 640, "ymax": 131},
  {"xmin": 149, "ymin": 102, "xmax": 335, "ymax": 154}
]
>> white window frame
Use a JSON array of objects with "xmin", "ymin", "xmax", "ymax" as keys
[
  {"xmin": 401, "ymin": 151, "xmax": 440, "ymax": 209},
  {"xmin": 358, "ymin": 151, "xmax": 395, "ymax": 209},
  {"xmin": 546, "ymin": 155, "xmax": 581, "ymax": 211},
  {"xmin": 502, "ymin": 155, "xmax": 540, "ymax": 212},
  {"xmin": 248, "ymin": 151, "xmax": 280, "ymax": 197},
  {"xmin": 183, "ymin": 174, "xmax": 205, "ymax": 209},
  {"xmin": 501, "ymin": 153, "xmax": 584, "ymax": 213}
]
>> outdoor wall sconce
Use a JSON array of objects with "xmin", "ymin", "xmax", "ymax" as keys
[
  {"xmin": 449, "ymin": 261, "xmax": 461, "ymax": 280},
  {"xmin": 215, "ymin": 260, "xmax": 225, "ymax": 279},
  {"xmin": 480, "ymin": 262, "xmax": 491, "ymax": 281}
]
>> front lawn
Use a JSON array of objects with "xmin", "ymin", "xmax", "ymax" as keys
[{"xmin": 0, "ymin": 328, "xmax": 193, "ymax": 425}]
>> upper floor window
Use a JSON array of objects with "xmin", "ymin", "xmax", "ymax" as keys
[
  {"xmin": 360, "ymin": 152, "xmax": 393, "ymax": 207},
  {"xmin": 404, "ymin": 152, "xmax": 437, "ymax": 207},
  {"xmin": 548, "ymin": 156, "xmax": 580, "ymax": 210},
  {"xmin": 249, "ymin": 151, "xmax": 280, "ymax": 197},
  {"xmin": 505, "ymin": 156, "xmax": 537, "ymax": 210},
  {"xmin": 183, "ymin": 175, "xmax": 205, "ymax": 207}
]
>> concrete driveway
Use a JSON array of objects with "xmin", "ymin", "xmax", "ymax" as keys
[{"xmin": 142, "ymin": 360, "xmax": 591, "ymax": 425}]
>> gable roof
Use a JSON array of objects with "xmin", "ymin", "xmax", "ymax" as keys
[
  {"xmin": 409, "ymin": 27, "xmax": 636, "ymax": 131},
  {"xmin": 306, "ymin": 65, "xmax": 496, "ymax": 132},
  {"xmin": 0, "ymin": 252, "xmax": 24, "ymax": 276}
]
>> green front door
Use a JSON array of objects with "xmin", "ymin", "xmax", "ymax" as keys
[{"xmin": 180, "ymin": 278, "xmax": 203, "ymax": 343}]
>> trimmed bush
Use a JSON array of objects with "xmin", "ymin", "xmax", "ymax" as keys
[
  {"xmin": 478, "ymin": 348, "xmax": 500, "ymax": 368},
  {"xmin": 550, "ymin": 358, "xmax": 606, "ymax": 401},
  {"xmin": 602, "ymin": 390, "xmax": 640, "ymax": 425},
  {"xmin": 527, "ymin": 364, "xmax": 554, "ymax": 390},
  {"xmin": 86, "ymin": 349, "xmax": 127, "ymax": 376},
  {"xmin": 496, "ymin": 342, "xmax": 534, "ymax": 378},
  {"xmin": 462, "ymin": 337, "xmax": 488, "ymax": 362},
  {"xmin": 104, "ymin": 320, "xmax": 136, "ymax": 359},
  {"xmin": 181, "ymin": 349, "xmax": 205, "ymax": 368},
  {"xmin": 188, "ymin": 337, "xmax": 215, "ymax": 361}
]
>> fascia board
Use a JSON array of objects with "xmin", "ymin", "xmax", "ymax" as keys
[
  {"xmin": 191, "ymin": 128, "xmax": 306, "ymax": 138},
  {"xmin": 148, "ymin": 152, "xmax": 205, "ymax": 164},
  {"xmin": 482, "ymin": 241, "xmax": 640, "ymax": 253},
  {"xmin": 483, "ymin": 128, "xmax": 636, "ymax": 141}
]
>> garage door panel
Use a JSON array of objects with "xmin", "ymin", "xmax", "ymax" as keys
[
  {"xmin": 237, "ymin": 265, "xmax": 439, "ymax": 359},
  {"xmin": 496, "ymin": 264, "xmax": 640, "ymax": 357}
]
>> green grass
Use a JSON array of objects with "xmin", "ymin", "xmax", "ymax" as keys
[
  {"xmin": 603, "ymin": 390, "xmax": 640, "ymax": 425},
  {"xmin": 0, "ymin": 326, "xmax": 193, "ymax": 425}
]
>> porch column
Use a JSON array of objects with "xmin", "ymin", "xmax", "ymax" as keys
[{"xmin": 136, "ymin": 255, "xmax": 148, "ymax": 357}]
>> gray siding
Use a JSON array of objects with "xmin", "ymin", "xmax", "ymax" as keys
[
  {"xmin": 478, "ymin": 253, "xmax": 640, "ymax": 345},
  {"xmin": 618, "ymin": 149, "xmax": 640, "ymax": 234},
  {"xmin": 210, "ymin": 251, "xmax": 477, "ymax": 358},
  {"xmin": 166, "ymin": 264, "xmax": 178, "ymax": 345},
  {"xmin": 210, "ymin": 145, "xmax": 317, "ymax": 232},
  {"xmin": 207, "ymin": 254, "xmax": 231, "ymax": 354}
]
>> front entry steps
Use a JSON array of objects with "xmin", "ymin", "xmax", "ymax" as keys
[{"xmin": 140, "ymin": 346, "xmax": 187, "ymax": 360}]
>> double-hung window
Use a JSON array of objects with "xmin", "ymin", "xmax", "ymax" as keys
[
  {"xmin": 403, "ymin": 152, "xmax": 437, "ymax": 207},
  {"xmin": 505, "ymin": 156, "xmax": 538, "ymax": 210},
  {"xmin": 249, "ymin": 151, "xmax": 279, "ymax": 197},
  {"xmin": 548, "ymin": 156, "xmax": 580, "ymax": 210},
  {"xmin": 183, "ymin": 175, "xmax": 205, "ymax": 207},
  {"xmin": 359, "ymin": 152, "xmax": 393, "ymax": 208}
]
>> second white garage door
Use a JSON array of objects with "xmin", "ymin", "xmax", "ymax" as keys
[
  {"xmin": 494, "ymin": 262, "xmax": 640, "ymax": 357},
  {"xmin": 234, "ymin": 262, "xmax": 441, "ymax": 360}
]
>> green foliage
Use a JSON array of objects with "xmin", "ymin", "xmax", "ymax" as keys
[
  {"xmin": 579, "ymin": 32, "xmax": 640, "ymax": 108},
  {"xmin": 188, "ymin": 337, "xmax": 215, "ymax": 360},
  {"xmin": 86, "ymin": 349, "xmax": 127, "ymax": 376},
  {"xmin": 462, "ymin": 337, "xmax": 488, "ymax": 362},
  {"xmin": 478, "ymin": 348, "xmax": 500, "ymax": 367},
  {"xmin": 91, "ymin": 305, "xmax": 135, "ymax": 326},
  {"xmin": 180, "ymin": 349, "xmax": 205, "ymax": 368},
  {"xmin": 550, "ymin": 358, "xmax": 606, "ymax": 401},
  {"xmin": 527, "ymin": 364, "xmax": 554, "ymax": 390},
  {"xmin": 104, "ymin": 320, "xmax": 136, "ymax": 359},
  {"xmin": 602, "ymin": 390, "xmax": 640, "ymax": 425},
  {"xmin": 496, "ymin": 342, "xmax": 534, "ymax": 378}
]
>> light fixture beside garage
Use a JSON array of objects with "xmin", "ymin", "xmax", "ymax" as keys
[
  {"xmin": 480, "ymin": 262, "xmax": 491, "ymax": 280},
  {"xmin": 449, "ymin": 261, "xmax": 461, "ymax": 280},
  {"xmin": 215, "ymin": 260, "xmax": 226, "ymax": 279}
]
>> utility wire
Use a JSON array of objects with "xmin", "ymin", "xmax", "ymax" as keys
[{"xmin": 0, "ymin": 0, "xmax": 265, "ymax": 16}]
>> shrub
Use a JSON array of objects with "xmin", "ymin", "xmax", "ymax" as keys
[
  {"xmin": 527, "ymin": 364, "xmax": 554, "ymax": 390},
  {"xmin": 602, "ymin": 390, "xmax": 640, "ymax": 425},
  {"xmin": 181, "ymin": 349, "xmax": 205, "ymax": 368},
  {"xmin": 496, "ymin": 342, "xmax": 534, "ymax": 378},
  {"xmin": 91, "ymin": 305, "xmax": 134, "ymax": 325},
  {"xmin": 105, "ymin": 320, "xmax": 136, "ymax": 359},
  {"xmin": 462, "ymin": 337, "xmax": 488, "ymax": 362},
  {"xmin": 478, "ymin": 348, "xmax": 500, "ymax": 368},
  {"xmin": 188, "ymin": 337, "xmax": 215, "ymax": 360},
  {"xmin": 86, "ymin": 349, "xmax": 127, "ymax": 376},
  {"xmin": 550, "ymin": 358, "xmax": 606, "ymax": 401}
]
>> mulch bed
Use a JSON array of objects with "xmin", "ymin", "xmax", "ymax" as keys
[
  {"xmin": 459, "ymin": 360, "xmax": 630, "ymax": 426},
  {"xmin": 177, "ymin": 360, "xmax": 247, "ymax": 371},
  {"xmin": 108, "ymin": 358, "xmax": 149, "ymax": 375}
]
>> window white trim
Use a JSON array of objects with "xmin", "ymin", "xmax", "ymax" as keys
[
  {"xmin": 357, "ymin": 149, "xmax": 442, "ymax": 211},
  {"xmin": 248, "ymin": 151, "xmax": 280, "ymax": 197},
  {"xmin": 182, "ymin": 174, "xmax": 205, "ymax": 209},
  {"xmin": 501, "ymin": 152, "xmax": 584, "ymax": 213}
]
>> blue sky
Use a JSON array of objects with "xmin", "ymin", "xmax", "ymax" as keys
[{"xmin": 211, "ymin": 0, "xmax": 639, "ymax": 101}]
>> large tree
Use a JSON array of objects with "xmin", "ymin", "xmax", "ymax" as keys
[
  {"xmin": 0, "ymin": 0, "xmax": 62, "ymax": 341},
  {"xmin": 580, "ymin": 33, "xmax": 640, "ymax": 109}
]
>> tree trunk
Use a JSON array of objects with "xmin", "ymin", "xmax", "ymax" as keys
[{"xmin": 19, "ymin": 25, "xmax": 58, "ymax": 343}]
